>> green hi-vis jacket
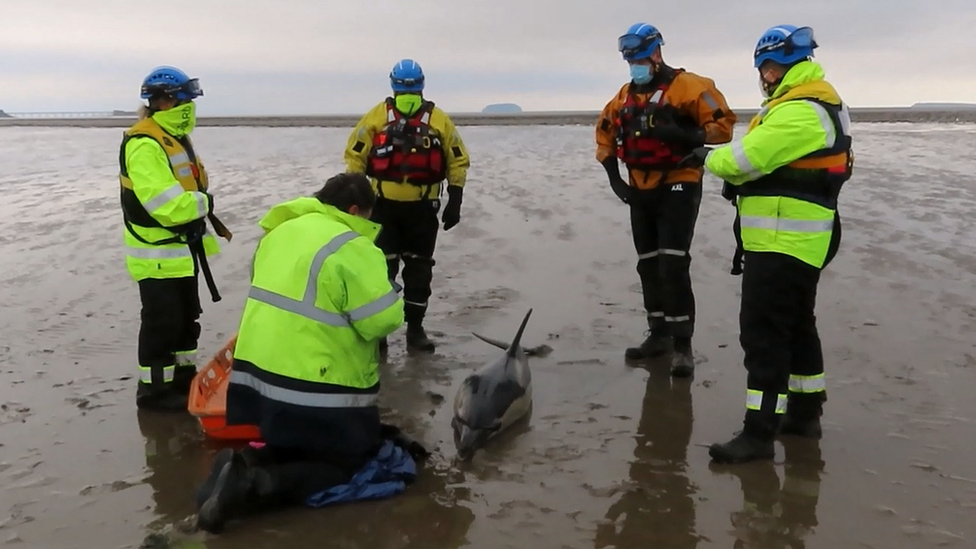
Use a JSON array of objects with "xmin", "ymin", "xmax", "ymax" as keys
[
  {"xmin": 118, "ymin": 109, "xmax": 218, "ymax": 282},
  {"xmin": 232, "ymin": 197, "xmax": 404, "ymax": 400},
  {"xmin": 705, "ymin": 61, "xmax": 854, "ymax": 269}
]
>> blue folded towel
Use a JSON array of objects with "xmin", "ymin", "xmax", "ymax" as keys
[{"xmin": 305, "ymin": 439, "xmax": 417, "ymax": 508}]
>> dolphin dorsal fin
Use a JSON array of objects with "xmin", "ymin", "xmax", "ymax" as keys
[{"xmin": 507, "ymin": 308, "xmax": 533, "ymax": 358}]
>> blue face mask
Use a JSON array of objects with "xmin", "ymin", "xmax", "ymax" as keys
[{"xmin": 629, "ymin": 63, "xmax": 652, "ymax": 84}]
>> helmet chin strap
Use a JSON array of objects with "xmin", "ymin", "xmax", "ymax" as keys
[
  {"xmin": 649, "ymin": 59, "xmax": 662, "ymax": 76},
  {"xmin": 757, "ymin": 66, "xmax": 783, "ymax": 98}
]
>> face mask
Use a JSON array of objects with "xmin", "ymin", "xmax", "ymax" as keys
[
  {"xmin": 153, "ymin": 101, "xmax": 197, "ymax": 135},
  {"xmin": 630, "ymin": 64, "xmax": 652, "ymax": 85},
  {"xmin": 394, "ymin": 93, "xmax": 423, "ymax": 116}
]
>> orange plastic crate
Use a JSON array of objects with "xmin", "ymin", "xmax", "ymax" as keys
[{"xmin": 188, "ymin": 335, "xmax": 262, "ymax": 441}]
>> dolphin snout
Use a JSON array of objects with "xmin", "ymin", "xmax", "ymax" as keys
[{"xmin": 452, "ymin": 421, "xmax": 486, "ymax": 461}]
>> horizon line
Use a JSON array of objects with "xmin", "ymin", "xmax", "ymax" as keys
[
  {"xmin": 4, "ymin": 102, "xmax": 976, "ymax": 118},
  {"xmin": 4, "ymin": 108, "xmax": 976, "ymax": 128}
]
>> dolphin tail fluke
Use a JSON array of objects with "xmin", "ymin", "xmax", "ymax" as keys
[{"xmin": 507, "ymin": 308, "xmax": 533, "ymax": 358}]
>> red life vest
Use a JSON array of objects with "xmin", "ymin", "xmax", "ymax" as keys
[
  {"xmin": 614, "ymin": 76, "xmax": 688, "ymax": 170},
  {"xmin": 366, "ymin": 98, "xmax": 447, "ymax": 186}
]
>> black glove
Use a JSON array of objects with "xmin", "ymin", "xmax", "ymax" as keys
[
  {"xmin": 183, "ymin": 218, "xmax": 207, "ymax": 243},
  {"xmin": 393, "ymin": 432, "xmax": 431, "ymax": 461},
  {"xmin": 731, "ymin": 247, "xmax": 744, "ymax": 276},
  {"xmin": 601, "ymin": 157, "xmax": 635, "ymax": 204},
  {"xmin": 442, "ymin": 185, "xmax": 462, "ymax": 231},
  {"xmin": 380, "ymin": 423, "xmax": 431, "ymax": 461},
  {"xmin": 721, "ymin": 180, "xmax": 738, "ymax": 203},
  {"xmin": 677, "ymin": 146, "xmax": 710, "ymax": 169},
  {"xmin": 650, "ymin": 121, "xmax": 706, "ymax": 148}
]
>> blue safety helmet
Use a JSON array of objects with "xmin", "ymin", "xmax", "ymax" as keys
[
  {"xmin": 618, "ymin": 23, "xmax": 664, "ymax": 61},
  {"xmin": 753, "ymin": 25, "xmax": 818, "ymax": 69},
  {"xmin": 140, "ymin": 65, "xmax": 203, "ymax": 101},
  {"xmin": 390, "ymin": 59, "xmax": 425, "ymax": 93}
]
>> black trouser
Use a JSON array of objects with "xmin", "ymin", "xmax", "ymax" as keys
[
  {"xmin": 630, "ymin": 181, "xmax": 703, "ymax": 339},
  {"xmin": 136, "ymin": 276, "xmax": 201, "ymax": 407},
  {"xmin": 371, "ymin": 196, "xmax": 440, "ymax": 325},
  {"xmin": 739, "ymin": 251, "xmax": 824, "ymax": 438},
  {"xmin": 239, "ymin": 443, "xmax": 364, "ymax": 506}
]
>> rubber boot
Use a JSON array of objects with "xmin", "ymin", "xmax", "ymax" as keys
[
  {"xmin": 709, "ymin": 412, "xmax": 778, "ymax": 464},
  {"xmin": 779, "ymin": 392, "xmax": 826, "ymax": 439},
  {"xmin": 172, "ymin": 366, "xmax": 197, "ymax": 397},
  {"xmin": 671, "ymin": 337, "xmax": 695, "ymax": 378},
  {"xmin": 197, "ymin": 451, "xmax": 254, "ymax": 534},
  {"xmin": 406, "ymin": 323, "xmax": 435, "ymax": 352},
  {"xmin": 709, "ymin": 431, "xmax": 775, "ymax": 464},
  {"xmin": 779, "ymin": 416, "xmax": 822, "ymax": 438},
  {"xmin": 195, "ymin": 448, "xmax": 236, "ymax": 511},
  {"xmin": 625, "ymin": 331, "xmax": 672, "ymax": 360}
]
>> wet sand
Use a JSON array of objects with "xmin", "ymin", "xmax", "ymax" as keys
[
  {"xmin": 1, "ymin": 123, "xmax": 975, "ymax": 548},
  {"xmin": 1, "ymin": 108, "xmax": 976, "ymax": 128}
]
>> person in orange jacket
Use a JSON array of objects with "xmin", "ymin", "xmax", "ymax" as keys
[{"xmin": 596, "ymin": 22, "xmax": 737, "ymax": 377}]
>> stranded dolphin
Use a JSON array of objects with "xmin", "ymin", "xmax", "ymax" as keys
[{"xmin": 451, "ymin": 308, "xmax": 535, "ymax": 461}]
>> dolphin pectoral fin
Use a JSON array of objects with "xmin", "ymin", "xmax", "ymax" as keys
[{"xmin": 471, "ymin": 332, "xmax": 510, "ymax": 351}]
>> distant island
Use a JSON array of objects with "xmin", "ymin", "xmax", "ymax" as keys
[
  {"xmin": 482, "ymin": 103, "xmax": 522, "ymax": 114},
  {"xmin": 0, "ymin": 109, "xmax": 11, "ymax": 118},
  {"xmin": 910, "ymin": 102, "xmax": 976, "ymax": 111}
]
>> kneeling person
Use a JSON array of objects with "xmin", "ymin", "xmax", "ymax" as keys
[{"xmin": 195, "ymin": 173, "xmax": 416, "ymax": 532}]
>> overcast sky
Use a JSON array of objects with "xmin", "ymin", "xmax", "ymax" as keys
[{"xmin": 2, "ymin": 0, "xmax": 974, "ymax": 115}]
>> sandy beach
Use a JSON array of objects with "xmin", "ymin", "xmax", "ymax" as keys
[{"xmin": 1, "ymin": 122, "xmax": 975, "ymax": 549}]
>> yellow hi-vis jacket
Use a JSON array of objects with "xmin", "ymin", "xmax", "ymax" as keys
[
  {"xmin": 704, "ymin": 61, "xmax": 854, "ymax": 269},
  {"xmin": 226, "ymin": 197, "xmax": 405, "ymax": 455},
  {"xmin": 118, "ymin": 113, "xmax": 220, "ymax": 281}
]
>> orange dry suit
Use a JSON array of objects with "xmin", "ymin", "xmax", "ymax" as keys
[{"xmin": 596, "ymin": 66, "xmax": 737, "ymax": 190}]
